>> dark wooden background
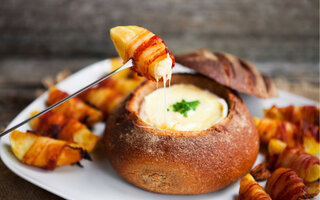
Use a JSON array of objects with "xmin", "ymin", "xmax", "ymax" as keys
[{"xmin": 0, "ymin": 0, "xmax": 319, "ymax": 199}]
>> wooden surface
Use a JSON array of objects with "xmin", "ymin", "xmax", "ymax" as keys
[
  {"xmin": 0, "ymin": 0, "xmax": 318, "ymax": 62},
  {"xmin": 0, "ymin": 0, "xmax": 318, "ymax": 199}
]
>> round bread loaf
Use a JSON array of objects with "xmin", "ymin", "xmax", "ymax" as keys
[{"xmin": 104, "ymin": 73, "xmax": 259, "ymax": 195}]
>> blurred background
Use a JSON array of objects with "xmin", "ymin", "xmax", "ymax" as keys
[
  {"xmin": 0, "ymin": 0, "xmax": 318, "ymax": 199},
  {"xmin": 0, "ymin": 0, "xmax": 319, "ymax": 124},
  {"xmin": 0, "ymin": 0, "xmax": 319, "ymax": 126}
]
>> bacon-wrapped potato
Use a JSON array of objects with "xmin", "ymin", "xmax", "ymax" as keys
[
  {"xmin": 238, "ymin": 173, "xmax": 271, "ymax": 200},
  {"xmin": 264, "ymin": 105, "xmax": 319, "ymax": 125},
  {"xmin": 266, "ymin": 168, "xmax": 312, "ymax": 200},
  {"xmin": 268, "ymin": 139, "xmax": 320, "ymax": 196},
  {"xmin": 78, "ymin": 87, "xmax": 124, "ymax": 117},
  {"xmin": 254, "ymin": 118, "xmax": 319, "ymax": 155},
  {"xmin": 110, "ymin": 26, "xmax": 175, "ymax": 81},
  {"xmin": 268, "ymin": 139, "xmax": 320, "ymax": 183},
  {"xmin": 10, "ymin": 130, "xmax": 90, "ymax": 170},
  {"xmin": 30, "ymin": 111, "xmax": 99, "ymax": 152},
  {"xmin": 47, "ymin": 87, "xmax": 103, "ymax": 126}
]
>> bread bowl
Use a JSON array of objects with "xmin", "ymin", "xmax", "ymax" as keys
[{"xmin": 104, "ymin": 73, "xmax": 259, "ymax": 194}]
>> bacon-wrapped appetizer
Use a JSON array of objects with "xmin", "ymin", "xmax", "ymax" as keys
[
  {"xmin": 30, "ymin": 111, "xmax": 99, "ymax": 152},
  {"xmin": 78, "ymin": 87, "xmax": 124, "ymax": 117},
  {"xmin": 264, "ymin": 105, "xmax": 319, "ymax": 126},
  {"xmin": 10, "ymin": 130, "xmax": 90, "ymax": 170},
  {"xmin": 266, "ymin": 168, "xmax": 312, "ymax": 200},
  {"xmin": 268, "ymin": 139, "xmax": 320, "ymax": 196},
  {"xmin": 254, "ymin": 117, "xmax": 319, "ymax": 155},
  {"xmin": 268, "ymin": 139, "xmax": 320, "ymax": 183},
  {"xmin": 238, "ymin": 173, "xmax": 271, "ymax": 200},
  {"xmin": 110, "ymin": 26, "xmax": 175, "ymax": 82},
  {"xmin": 47, "ymin": 87, "xmax": 103, "ymax": 126}
]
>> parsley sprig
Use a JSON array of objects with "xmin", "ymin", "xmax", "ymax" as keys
[{"xmin": 168, "ymin": 99, "xmax": 200, "ymax": 117}]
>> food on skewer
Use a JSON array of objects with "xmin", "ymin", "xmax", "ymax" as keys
[
  {"xmin": 110, "ymin": 26, "xmax": 175, "ymax": 82},
  {"xmin": 10, "ymin": 130, "xmax": 90, "ymax": 170},
  {"xmin": 238, "ymin": 173, "xmax": 271, "ymax": 200},
  {"xmin": 30, "ymin": 111, "xmax": 99, "ymax": 152}
]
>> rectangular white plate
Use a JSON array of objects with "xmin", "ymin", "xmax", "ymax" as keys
[{"xmin": 0, "ymin": 59, "xmax": 318, "ymax": 200}]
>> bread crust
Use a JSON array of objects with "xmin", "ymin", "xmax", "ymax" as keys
[
  {"xmin": 175, "ymin": 49, "xmax": 277, "ymax": 98},
  {"xmin": 104, "ymin": 73, "xmax": 259, "ymax": 194}
]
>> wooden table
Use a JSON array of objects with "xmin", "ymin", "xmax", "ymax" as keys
[{"xmin": 0, "ymin": 57, "xmax": 318, "ymax": 199}]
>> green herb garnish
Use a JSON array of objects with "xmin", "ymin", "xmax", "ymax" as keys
[{"xmin": 169, "ymin": 99, "xmax": 200, "ymax": 117}]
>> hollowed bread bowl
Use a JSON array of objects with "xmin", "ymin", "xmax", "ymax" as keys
[{"xmin": 104, "ymin": 73, "xmax": 259, "ymax": 195}]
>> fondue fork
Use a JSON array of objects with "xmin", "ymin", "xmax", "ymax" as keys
[{"xmin": 0, "ymin": 59, "xmax": 133, "ymax": 138}]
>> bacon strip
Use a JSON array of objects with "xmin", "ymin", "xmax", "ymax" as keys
[
  {"xmin": 238, "ymin": 174, "xmax": 271, "ymax": 200},
  {"xmin": 266, "ymin": 168, "xmax": 312, "ymax": 200},
  {"xmin": 29, "ymin": 111, "xmax": 99, "ymax": 152}
]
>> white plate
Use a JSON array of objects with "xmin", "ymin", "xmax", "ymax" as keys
[{"xmin": 0, "ymin": 59, "xmax": 318, "ymax": 200}]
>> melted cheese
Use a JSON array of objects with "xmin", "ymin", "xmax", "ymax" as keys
[
  {"xmin": 153, "ymin": 53, "xmax": 172, "ymax": 84},
  {"xmin": 139, "ymin": 84, "xmax": 228, "ymax": 131}
]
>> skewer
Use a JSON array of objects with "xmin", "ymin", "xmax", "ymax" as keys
[{"xmin": 0, "ymin": 59, "xmax": 133, "ymax": 138}]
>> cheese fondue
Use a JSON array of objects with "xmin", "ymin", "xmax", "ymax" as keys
[{"xmin": 139, "ymin": 84, "xmax": 228, "ymax": 131}]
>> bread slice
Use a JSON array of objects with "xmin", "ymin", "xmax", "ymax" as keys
[{"xmin": 175, "ymin": 49, "xmax": 277, "ymax": 98}]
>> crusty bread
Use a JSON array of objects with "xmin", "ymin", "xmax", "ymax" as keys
[
  {"xmin": 175, "ymin": 49, "xmax": 277, "ymax": 98},
  {"xmin": 104, "ymin": 73, "xmax": 259, "ymax": 194}
]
